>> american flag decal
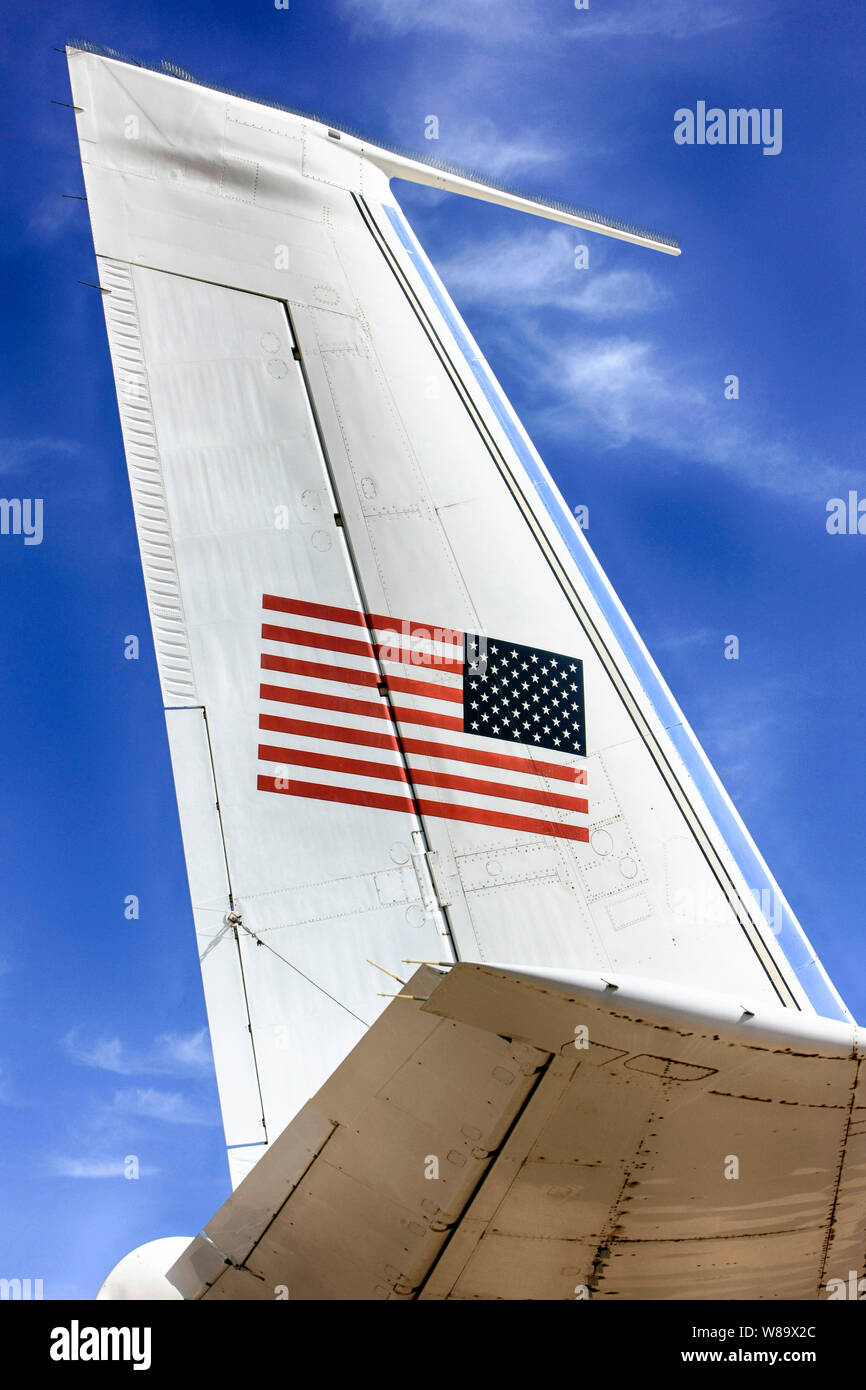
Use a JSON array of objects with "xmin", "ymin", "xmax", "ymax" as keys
[{"xmin": 257, "ymin": 595, "xmax": 589, "ymax": 844}]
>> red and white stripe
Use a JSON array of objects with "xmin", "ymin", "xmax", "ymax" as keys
[{"xmin": 257, "ymin": 594, "xmax": 589, "ymax": 843}]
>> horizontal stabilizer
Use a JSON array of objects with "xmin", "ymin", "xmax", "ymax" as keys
[
  {"xmin": 167, "ymin": 963, "xmax": 866, "ymax": 1301},
  {"xmin": 66, "ymin": 38, "xmax": 679, "ymax": 254}
]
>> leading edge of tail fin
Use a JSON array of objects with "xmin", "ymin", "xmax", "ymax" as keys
[{"xmin": 374, "ymin": 198, "xmax": 847, "ymax": 1024}]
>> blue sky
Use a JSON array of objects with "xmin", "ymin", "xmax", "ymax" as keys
[{"xmin": 1, "ymin": 0, "xmax": 864, "ymax": 1299}]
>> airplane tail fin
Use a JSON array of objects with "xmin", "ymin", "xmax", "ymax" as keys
[{"xmin": 68, "ymin": 43, "xmax": 848, "ymax": 1183}]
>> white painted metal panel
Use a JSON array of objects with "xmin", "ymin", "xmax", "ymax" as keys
[
  {"xmin": 165, "ymin": 707, "xmax": 262, "ymax": 1148},
  {"xmin": 94, "ymin": 251, "xmax": 450, "ymax": 1174}
]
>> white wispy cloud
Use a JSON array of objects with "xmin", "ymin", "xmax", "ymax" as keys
[
  {"xmin": 27, "ymin": 194, "xmax": 82, "ymax": 242},
  {"xmin": 110, "ymin": 1087, "xmax": 218, "ymax": 1127},
  {"xmin": 423, "ymin": 118, "xmax": 561, "ymax": 182},
  {"xmin": 522, "ymin": 326, "xmax": 843, "ymax": 503},
  {"xmin": 63, "ymin": 1027, "xmax": 212, "ymax": 1078},
  {"xmin": 651, "ymin": 626, "xmax": 714, "ymax": 653},
  {"xmin": 437, "ymin": 226, "xmax": 667, "ymax": 317},
  {"xmin": 567, "ymin": 0, "xmax": 749, "ymax": 41},
  {"xmin": 429, "ymin": 221, "xmax": 833, "ymax": 502},
  {"xmin": 339, "ymin": 0, "xmax": 538, "ymax": 42},
  {"xmin": 538, "ymin": 332, "xmax": 702, "ymax": 443},
  {"xmin": 341, "ymin": 0, "xmax": 749, "ymax": 43},
  {"xmin": 688, "ymin": 679, "xmax": 791, "ymax": 814},
  {"xmin": 50, "ymin": 1157, "xmax": 159, "ymax": 1179},
  {"xmin": 0, "ymin": 437, "xmax": 79, "ymax": 474}
]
